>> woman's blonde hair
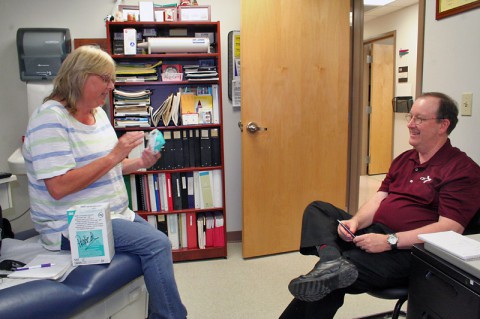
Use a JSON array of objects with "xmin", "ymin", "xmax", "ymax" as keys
[{"xmin": 44, "ymin": 45, "xmax": 116, "ymax": 114}]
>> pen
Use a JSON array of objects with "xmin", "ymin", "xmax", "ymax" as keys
[
  {"xmin": 15, "ymin": 263, "xmax": 55, "ymax": 271},
  {"xmin": 337, "ymin": 219, "xmax": 356, "ymax": 238}
]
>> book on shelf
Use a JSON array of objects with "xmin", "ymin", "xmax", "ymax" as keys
[
  {"xmin": 158, "ymin": 173, "xmax": 168, "ymax": 212},
  {"xmin": 212, "ymin": 84, "xmax": 220, "ymax": 124},
  {"xmin": 149, "ymin": 93, "xmax": 182, "ymax": 127},
  {"xmin": 147, "ymin": 174, "xmax": 157, "ymax": 212},
  {"xmin": 179, "ymin": 213, "xmax": 188, "ymax": 248},
  {"xmin": 167, "ymin": 214, "xmax": 180, "ymax": 249},
  {"xmin": 143, "ymin": 174, "xmax": 152, "ymax": 212},
  {"xmin": 199, "ymin": 170, "xmax": 214, "ymax": 209},
  {"xmin": 124, "ymin": 175, "xmax": 133, "ymax": 210},
  {"xmin": 157, "ymin": 214, "xmax": 168, "ymax": 235},
  {"xmin": 147, "ymin": 215, "xmax": 157, "ymax": 228},
  {"xmin": 113, "ymin": 88, "xmax": 152, "ymax": 100},
  {"xmin": 114, "ymin": 117, "xmax": 151, "ymax": 128},
  {"xmin": 130, "ymin": 174, "xmax": 138, "ymax": 211},
  {"xmin": 193, "ymin": 171, "xmax": 201, "ymax": 209},
  {"xmin": 212, "ymin": 170, "xmax": 223, "ymax": 208},
  {"xmin": 194, "ymin": 95, "xmax": 213, "ymax": 124},
  {"xmin": 197, "ymin": 213, "xmax": 206, "ymax": 249},
  {"xmin": 114, "ymin": 107, "xmax": 150, "ymax": 117}
]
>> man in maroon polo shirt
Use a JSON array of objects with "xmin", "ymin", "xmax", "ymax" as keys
[{"xmin": 280, "ymin": 92, "xmax": 480, "ymax": 319}]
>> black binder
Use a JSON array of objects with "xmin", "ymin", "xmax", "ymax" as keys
[
  {"xmin": 162, "ymin": 131, "xmax": 174, "ymax": 169},
  {"xmin": 185, "ymin": 171, "xmax": 195, "ymax": 209},
  {"xmin": 171, "ymin": 173, "xmax": 182, "ymax": 211},
  {"xmin": 193, "ymin": 129, "xmax": 201, "ymax": 167},
  {"xmin": 172, "ymin": 130, "xmax": 184, "ymax": 168},
  {"xmin": 180, "ymin": 172, "xmax": 189, "ymax": 209},
  {"xmin": 210, "ymin": 128, "xmax": 221, "ymax": 166},
  {"xmin": 182, "ymin": 130, "xmax": 190, "ymax": 168},
  {"xmin": 156, "ymin": 215, "xmax": 168, "ymax": 236},
  {"xmin": 135, "ymin": 174, "xmax": 146, "ymax": 211},
  {"xmin": 200, "ymin": 129, "xmax": 212, "ymax": 167},
  {"xmin": 188, "ymin": 129, "xmax": 196, "ymax": 168}
]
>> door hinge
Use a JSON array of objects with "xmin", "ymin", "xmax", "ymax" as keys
[
  {"xmin": 366, "ymin": 155, "xmax": 371, "ymax": 164},
  {"xmin": 366, "ymin": 55, "xmax": 373, "ymax": 64},
  {"xmin": 366, "ymin": 105, "xmax": 372, "ymax": 114}
]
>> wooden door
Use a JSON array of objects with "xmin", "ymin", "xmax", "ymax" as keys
[
  {"xmin": 368, "ymin": 42, "xmax": 394, "ymax": 174},
  {"xmin": 241, "ymin": 0, "xmax": 351, "ymax": 258}
]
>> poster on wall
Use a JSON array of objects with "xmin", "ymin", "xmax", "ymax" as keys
[{"xmin": 228, "ymin": 31, "xmax": 241, "ymax": 108}]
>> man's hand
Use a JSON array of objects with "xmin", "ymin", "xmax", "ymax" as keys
[
  {"xmin": 338, "ymin": 219, "xmax": 358, "ymax": 242},
  {"xmin": 353, "ymin": 233, "xmax": 390, "ymax": 253}
]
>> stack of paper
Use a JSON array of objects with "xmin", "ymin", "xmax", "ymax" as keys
[
  {"xmin": 419, "ymin": 231, "xmax": 480, "ymax": 260},
  {"xmin": 115, "ymin": 60, "xmax": 162, "ymax": 82},
  {"xmin": 8, "ymin": 254, "xmax": 71, "ymax": 280}
]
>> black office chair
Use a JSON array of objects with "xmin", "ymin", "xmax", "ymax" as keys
[
  {"xmin": 361, "ymin": 286, "xmax": 408, "ymax": 319},
  {"xmin": 358, "ymin": 209, "xmax": 480, "ymax": 319}
]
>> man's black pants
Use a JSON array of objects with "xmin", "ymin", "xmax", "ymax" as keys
[{"xmin": 280, "ymin": 201, "xmax": 412, "ymax": 319}]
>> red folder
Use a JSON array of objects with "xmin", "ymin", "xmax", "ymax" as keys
[
  {"xmin": 213, "ymin": 212, "xmax": 225, "ymax": 247},
  {"xmin": 186, "ymin": 212, "xmax": 198, "ymax": 249},
  {"xmin": 165, "ymin": 173, "xmax": 173, "ymax": 211}
]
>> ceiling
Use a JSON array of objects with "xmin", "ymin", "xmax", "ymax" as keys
[{"xmin": 364, "ymin": 0, "xmax": 418, "ymax": 22}]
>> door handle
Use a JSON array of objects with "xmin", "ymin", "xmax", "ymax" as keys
[{"xmin": 246, "ymin": 122, "xmax": 267, "ymax": 134}]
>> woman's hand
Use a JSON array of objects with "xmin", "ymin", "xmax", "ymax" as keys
[
  {"xmin": 111, "ymin": 131, "xmax": 145, "ymax": 163},
  {"xmin": 138, "ymin": 148, "xmax": 161, "ymax": 169}
]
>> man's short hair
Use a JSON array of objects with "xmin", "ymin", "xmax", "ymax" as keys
[{"xmin": 420, "ymin": 92, "xmax": 458, "ymax": 135}]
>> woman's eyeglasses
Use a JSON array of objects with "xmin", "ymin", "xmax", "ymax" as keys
[{"xmin": 92, "ymin": 73, "xmax": 115, "ymax": 84}]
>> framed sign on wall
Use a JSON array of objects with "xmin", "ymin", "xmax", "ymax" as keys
[{"xmin": 436, "ymin": 0, "xmax": 480, "ymax": 20}]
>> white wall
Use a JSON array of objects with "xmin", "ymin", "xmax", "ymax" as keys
[
  {"xmin": 364, "ymin": 4, "xmax": 419, "ymax": 158},
  {"xmin": 423, "ymin": 2, "xmax": 480, "ymax": 164},
  {"xmin": 2, "ymin": 1, "xmax": 478, "ymax": 234},
  {"xmin": 0, "ymin": 0, "xmax": 242, "ymax": 233}
]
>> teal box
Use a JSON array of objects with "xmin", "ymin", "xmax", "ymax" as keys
[{"xmin": 67, "ymin": 203, "xmax": 115, "ymax": 265}]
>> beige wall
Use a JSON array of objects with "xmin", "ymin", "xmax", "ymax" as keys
[{"xmin": 0, "ymin": 0, "xmax": 242, "ymax": 233}]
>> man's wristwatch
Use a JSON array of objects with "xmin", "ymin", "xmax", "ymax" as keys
[{"xmin": 387, "ymin": 233, "xmax": 399, "ymax": 250}]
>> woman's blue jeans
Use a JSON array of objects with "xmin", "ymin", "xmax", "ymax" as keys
[{"xmin": 63, "ymin": 214, "xmax": 187, "ymax": 319}]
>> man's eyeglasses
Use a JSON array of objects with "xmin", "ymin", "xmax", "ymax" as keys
[
  {"xmin": 92, "ymin": 73, "xmax": 115, "ymax": 84},
  {"xmin": 405, "ymin": 113, "xmax": 443, "ymax": 125}
]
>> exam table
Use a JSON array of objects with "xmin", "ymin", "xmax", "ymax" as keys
[{"xmin": 0, "ymin": 235, "xmax": 148, "ymax": 319}]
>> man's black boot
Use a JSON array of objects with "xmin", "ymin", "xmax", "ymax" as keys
[{"xmin": 288, "ymin": 257, "xmax": 358, "ymax": 302}]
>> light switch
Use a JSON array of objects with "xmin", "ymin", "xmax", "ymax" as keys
[{"xmin": 461, "ymin": 93, "xmax": 473, "ymax": 116}]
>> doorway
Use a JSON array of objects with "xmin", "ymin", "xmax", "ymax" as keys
[{"xmin": 362, "ymin": 34, "xmax": 395, "ymax": 176}]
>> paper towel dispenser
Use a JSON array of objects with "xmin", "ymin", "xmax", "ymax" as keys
[{"xmin": 17, "ymin": 28, "xmax": 71, "ymax": 81}]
